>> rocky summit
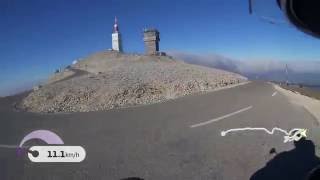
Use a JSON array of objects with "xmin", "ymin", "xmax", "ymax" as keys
[{"xmin": 19, "ymin": 51, "xmax": 247, "ymax": 113}]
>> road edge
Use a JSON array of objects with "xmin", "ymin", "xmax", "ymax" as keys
[{"xmin": 273, "ymin": 83, "xmax": 320, "ymax": 123}]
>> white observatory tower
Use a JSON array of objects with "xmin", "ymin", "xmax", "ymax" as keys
[{"xmin": 112, "ymin": 17, "xmax": 122, "ymax": 52}]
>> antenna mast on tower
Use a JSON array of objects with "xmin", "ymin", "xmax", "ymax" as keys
[{"xmin": 111, "ymin": 16, "xmax": 123, "ymax": 52}]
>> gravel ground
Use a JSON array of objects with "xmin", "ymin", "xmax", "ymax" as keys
[
  {"xmin": 19, "ymin": 51, "xmax": 247, "ymax": 113},
  {"xmin": 46, "ymin": 69, "xmax": 75, "ymax": 84}
]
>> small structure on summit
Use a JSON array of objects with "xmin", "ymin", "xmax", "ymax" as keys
[
  {"xmin": 110, "ymin": 19, "xmax": 163, "ymax": 55},
  {"xmin": 143, "ymin": 28, "xmax": 160, "ymax": 55},
  {"xmin": 112, "ymin": 17, "xmax": 123, "ymax": 52}
]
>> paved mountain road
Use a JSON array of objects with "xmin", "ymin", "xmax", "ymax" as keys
[{"xmin": 0, "ymin": 81, "xmax": 318, "ymax": 180}]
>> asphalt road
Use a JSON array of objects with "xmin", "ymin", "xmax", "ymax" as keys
[{"xmin": 0, "ymin": 81, "xmax": 319, "ymax": 180}]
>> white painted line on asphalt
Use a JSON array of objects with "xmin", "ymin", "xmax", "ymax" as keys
[
  {"xmin": 0, "ymin": 144, "xmax": 26, "ymax": 149},
  {"xmin": 272, "ymin": 92, "xmax": 277, "ymax": 96},
  {"xmin": 0, "ymin": 145, "xmax": 17, "ymax": 148},
  {"xmin": 190, "ymin": 106, "xmax": 253, "ymax": 128}
]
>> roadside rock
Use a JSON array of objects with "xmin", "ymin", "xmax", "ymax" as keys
[{"xmin": 20, "ymin": 51, "xmax": 247, "ymax": 113}]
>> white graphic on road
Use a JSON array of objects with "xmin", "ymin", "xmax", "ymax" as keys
[
  {"xmin": 190, "ymin": 106, "xmax": 253, "ymax": 128},
  {"xmin": 221, "ymin": 127, "xmax": 307, "ymax": 143}
]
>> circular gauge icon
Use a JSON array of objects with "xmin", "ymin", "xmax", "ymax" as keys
[{"xmin": 17, "ymin": 130, "xmax": 64, "ymax": 156}]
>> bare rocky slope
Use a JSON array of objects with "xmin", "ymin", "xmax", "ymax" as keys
[{"xmin": 20, "ymin": 51, "xmax": 247, "ymax": 113}]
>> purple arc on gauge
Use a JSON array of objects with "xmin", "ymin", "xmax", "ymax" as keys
[{"xmin": 17, "ymin": 130, "xmax": 64, "ymax": 156}]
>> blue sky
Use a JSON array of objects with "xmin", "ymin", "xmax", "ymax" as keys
[{"xmin": 1, "ymin": 0, "xmax": 320, "ymax": 96}]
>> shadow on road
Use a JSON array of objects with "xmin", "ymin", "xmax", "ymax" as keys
[{"xmin": 250, "ymin": 138, "xmax": 320, "ymax": 180}]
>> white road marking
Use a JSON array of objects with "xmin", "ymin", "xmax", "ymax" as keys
[
  {"xmin": 272, "ymin": 91, "xmax": 277, "ymax": 96},
  {"xmin": 190, "ymin": 106, "xmax": 253, "ymax": 128},
  {"xmin": 221, "ymin": 127, "xmax": 307, "ymax": 143},
  {"xmin": 0, "ymin": 144, "xmax": 27, "ymax": 149}
]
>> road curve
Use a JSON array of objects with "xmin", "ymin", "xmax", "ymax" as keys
[
  {"xmin": 51, "ymin": 68, "xmax": 89, "ymax": 84},
  {"xmin": 0, "ymin": 81, "xmax": 318, "ymax": 180}
]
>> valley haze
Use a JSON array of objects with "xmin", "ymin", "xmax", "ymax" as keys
[{"xmin": 169, "ymin": 51, "xmax": 320, "ymax": 86}]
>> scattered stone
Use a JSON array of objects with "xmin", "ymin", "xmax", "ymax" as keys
[
  {"xmin": 33, "ymin": 85, "xmax": 42, "ymax": 91},
  {"xmin": 19, "ymin": 51, "xmax": 247, "ymax": 113}
]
